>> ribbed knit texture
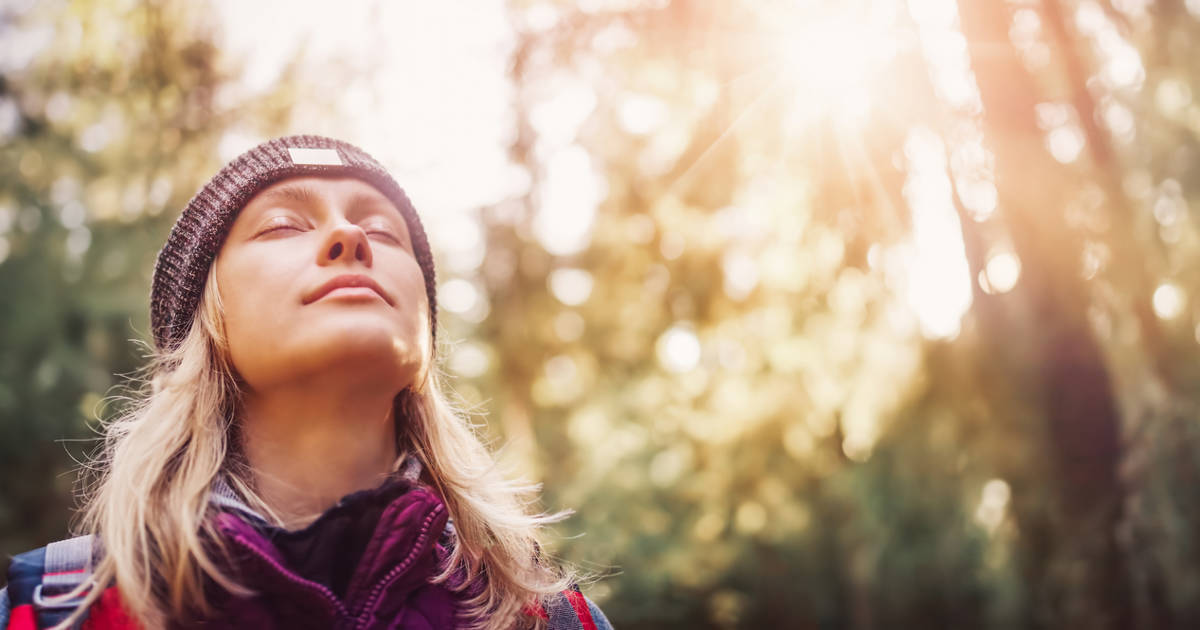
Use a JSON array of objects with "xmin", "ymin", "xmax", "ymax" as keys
[{"xmin": 150, "ymin": 135, "xmax": 438, "ymax": 354}]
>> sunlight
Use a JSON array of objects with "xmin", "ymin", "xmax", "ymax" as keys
[
  {"xmin": 657, "ymin": 323, "xmax": 702, "ymax": 373},
  {"xmin": 1075, "ymin": 1, "xmax": 1146, "ymax": 92},
  {"xmin": 1153, "ymin": 282, "xmax": 1186, "ymax": 320},
  {"xmin": 898, "ymin": 127, "xmax": 973, "ymax": 340},
  {"xmin": 213, "ymin": 0, "xmax": 521, "ymax": 271},
  {"xmin": 974, "ymin": 478, "xmax": 1011, "ymax": 535},
  {"xmin": 766, "ymin": 1, "xmax": 900, "ymax": 124},
  {"xmin": 534, "ymin": 145, "xmax": 605, "ymax": 256},
  {"xmin": 909, "ymin": 0, "xmax": 980, "ymax": 112},
  {"xmin": 440, "ymin": 278, "xmax": 480, "ymax": 314},
  {"xmin": 548, "ymin": 268, "xmax": 595, "ymax": 306},
  {"xmin": 984, "ymin": 251, "xmax": 1021, "ymax": 294},
  {"xmin": 449, "ymin": 341, "xmax": 490, "ymax": 378}
]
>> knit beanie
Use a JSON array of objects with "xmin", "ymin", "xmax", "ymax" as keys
[{"xmin": 150, "ymin": 134, "xmax": 438, "ymax": 354}]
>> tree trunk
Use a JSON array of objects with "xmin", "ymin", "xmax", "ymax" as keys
[{"xmin": 956, "ymin": 1, "xmax": 1132, "ymax": 628}]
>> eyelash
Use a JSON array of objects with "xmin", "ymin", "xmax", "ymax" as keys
[{"xmin": 259, "ymin": 223, "xmax": 400, "ymax": 242}]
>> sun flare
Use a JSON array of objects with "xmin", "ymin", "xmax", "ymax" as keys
[{"xmin": 764, "ymin": 1, "xmax": 902, "ymax": 124}]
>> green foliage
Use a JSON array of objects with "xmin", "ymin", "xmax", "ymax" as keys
[
  {"xmin": 0, "ymin": 0, "xmax": 304, "ymax": 575},
  {"xmin": 5, "ymin": 0, "xmax": 1200, "ymax": 629}
]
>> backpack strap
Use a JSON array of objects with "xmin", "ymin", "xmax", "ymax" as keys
[
  {"xmin": 1, "ymin": 586, "xmax": 11, "ymax": 629},
  {"xmin": 539, "ymin": 585, "xmax": 613, "ymax": 630},
  {"xmin": 32, "ymin": 535, "xmax": 96, "ymax": 630}
]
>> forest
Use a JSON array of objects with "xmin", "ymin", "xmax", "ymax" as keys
[{"xmin": 3, "ymin": 0, "xmax": 1200, "ymax": 628}]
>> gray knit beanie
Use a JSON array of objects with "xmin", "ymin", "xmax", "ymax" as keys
[{"xmin": 150, "ymin": 134, "xmax": 437, "ymax": 354}]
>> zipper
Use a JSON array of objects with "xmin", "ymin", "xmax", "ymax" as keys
[
  {"xmin": 353, "ymin": 502, "xmax": 446, "ymax": 630},
  {"xmin": 230, "ymin": 532, "xmax": 351, "ymax": 621}
]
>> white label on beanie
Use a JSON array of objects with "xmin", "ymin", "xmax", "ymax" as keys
[{"xmin": 288, "ymin": 147, "xmax": 343, "ymax": 166}]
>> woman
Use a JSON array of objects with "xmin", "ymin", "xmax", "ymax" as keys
[{"xmin": 1, "ymin": 135, "xmax": 612, "ymax": 629}]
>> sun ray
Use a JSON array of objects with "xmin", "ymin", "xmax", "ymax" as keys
[{"xmin": 665, "ymin": 74, "xmax": 786, "ymax": 196}]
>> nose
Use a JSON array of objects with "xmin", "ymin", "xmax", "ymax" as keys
[{"xmin": 319, "ymin": 222, "xmax": 373, "ymax": 267}]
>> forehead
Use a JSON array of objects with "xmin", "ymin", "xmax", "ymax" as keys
[{"xmin": 242, "ymin": 175, "xmax": 395, "ymax": 213}]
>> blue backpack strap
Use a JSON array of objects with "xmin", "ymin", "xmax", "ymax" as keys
[
  {"xmin": 583, "ymin": 595, "xmax": 613, "ymax": 630},
  {"xmin": 33, "ymin": 535, "xmax": 96, "ymax": 630},
  {"xmin": 544, "ymin": 584, "xmax": 614, "ymax": 630},
  {"xmin": 6, "ymin": 545, "xmax": 48, "ymax": 625},
  {"xmin": 1, "ymin": 586, "xmax": 10, "ymax": 628}
]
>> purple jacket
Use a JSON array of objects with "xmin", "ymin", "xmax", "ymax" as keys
[{"xmin": 188, "ymin": 458, "xmax": 612, "ymax": 630}]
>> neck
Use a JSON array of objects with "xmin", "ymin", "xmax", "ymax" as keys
[{"xmin": 239, "ymin": 379, "xmax": 403, "ymax": 529}]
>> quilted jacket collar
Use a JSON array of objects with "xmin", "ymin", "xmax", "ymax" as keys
[
  {"xmin": 200, "ymin": 455, "xmax": 465, "ymax": 629},
  {"xmin": 208, "ymin": 454, "xmax": 429, "ymax": 528}
]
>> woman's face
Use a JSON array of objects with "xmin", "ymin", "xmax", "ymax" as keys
[{"xmin": 214, "ymin": 175, "xmax": 431, "ymax": 393}]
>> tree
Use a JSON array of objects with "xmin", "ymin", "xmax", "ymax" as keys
[{"xmin": 0, "ymin": 0, "xmax": 309, "ymax": 576}]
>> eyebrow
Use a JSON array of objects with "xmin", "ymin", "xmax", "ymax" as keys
[
  {"xmin": 259, "ymin": 183, "xmax": 319, "ymax": 207},
  {"xmin": 255, "ymin": 183, "xmax": 396, "ymax": 214}
]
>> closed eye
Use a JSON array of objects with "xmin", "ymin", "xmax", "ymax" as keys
[
  {"xmin": 256, "ymin": 223, "xmax": 300, "ymax": 237},
  {"xmin": 366, "ymin": 229, "xmax": 401, "ymax": 243},
  {"xmin": 254, "ymin": 221, "xmax": 403, "ymax": 245}
]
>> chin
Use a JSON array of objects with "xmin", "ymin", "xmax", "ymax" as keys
[
  {"xmin": 315, "ymin": 331, "xmax": 405, "ymax": 361},
  {"xmin": 288, "ymin": 345, "xmax": 412, "ymax": 386}
]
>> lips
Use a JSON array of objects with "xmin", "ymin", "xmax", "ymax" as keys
[{"xmin": 304, "ymin": 273, "xmax": 393, "ymax": 306}]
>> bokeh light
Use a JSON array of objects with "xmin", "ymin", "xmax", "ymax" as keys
[{"xmin": 5, "ymin": 0, "xmax": 1200, "ymax": 627}]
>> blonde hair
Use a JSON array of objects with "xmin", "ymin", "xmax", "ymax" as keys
[{"xmin": 64, "ymin": 262, "xmax": 583, "ymax": 629}]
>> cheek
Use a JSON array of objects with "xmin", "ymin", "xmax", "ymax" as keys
[
  {"xmin": 215, "ymin": 253, "xmax": 294, "ymax": 344},
  {"xmin": 394, "ymin": 265, "xmax": 432, "ymax": 330}
]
